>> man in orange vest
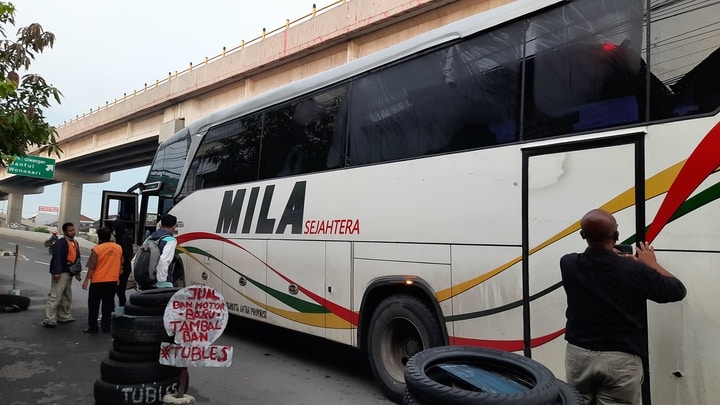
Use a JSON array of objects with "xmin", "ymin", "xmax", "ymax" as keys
[
  {"xmin": 43, "ymin": 222, "xmax": 81, "ymax": 327},
  {"xmin": 82, "ymin": 227, "xmax": 123, "ymax": 334}
]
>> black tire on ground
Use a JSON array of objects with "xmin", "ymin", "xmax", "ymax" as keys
[
  {"xmin": 123, "ymin": 301, "xmax": 166, "ymax": 316},
  {"xmin": 402, "ymin": 387, "xmax": 425, "ymax": 405},
  {"xmin": 367, "ymin": 295, "xmax": 445, "ymax": 404},
  {"xmin": 128, "ymin": 287, "xmax": 181, "ymax": 307},
  {"xmin": 0, "ymin": 294, "xmax": 31, "ymax": 310},
  {"xmin": 112, "ymin": 340, "xmax": 163, "ymax": 355},
  {"xmin": 555, "ymin": 379, "xmax": 585, "ymax": 405},
  {"xmin": 100, "ymin": 356, "xmax": 181, "ymax": 384},
  {"xmin": 404, "ymin": 346, "xmax": 559, "ymax": 405},
  {"xmin": 108, "ymin": 348, "xmax": 159, "ymax": 363},
  {"xmin": 93, "ymin": 377, "xmax": 180, "ymax": 405},
  {"xmin": 111, "ymin": 313, "xmax": 171, "ymax": 343}
]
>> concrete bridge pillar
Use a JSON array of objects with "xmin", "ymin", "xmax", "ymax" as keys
[
  {"xmin": 7, "ymin": 192, "xmax": 24, "ymax": 228},
  {"xmin": 54, "ymin": 169, "xmax": 110, "ymax": 233},
  {"xmin": 58, "ymin": 181, "xmax": 82, "ymax": 232},
  {"xmin": 0, "ymin": 185, "xmax": 44, "ymax": 228}
]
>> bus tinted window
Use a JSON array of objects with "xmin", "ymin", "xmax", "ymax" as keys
[
  {"xmin": 523, "ymin": 0, "xmax": 645, "ymax": 139},
  {"xmin": 444, "ymin": 21, "xmax": 524, "ymax": 146},
  {"xmin": 348, "ymin": 51, "xmax": 450, "ymax": 165},
  {"xmin": 348, "ymin": 25, "xmax": 523, "ymax": 166},
  {"xmin": 147, "ymin": 129, "xmax": 190, "ymax": 197},
  {"xmin": 182, "ymin": 114, "xmax": 262, "ymax": 195},
  {"xmin": 259, "ymin": 85, "xmax": 347, "ymax": 179},
  {"xmin": 648, "ymin": 0, "xmax": 720, "ymax": 118},
  {"xmin": 169, "ymin": 0, "xmax": 720, "ymax": 195}
]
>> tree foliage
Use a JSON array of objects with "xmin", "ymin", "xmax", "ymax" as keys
[{"xmin": 0, "ymin": 1, "xmax": 61, "ymax": 166}]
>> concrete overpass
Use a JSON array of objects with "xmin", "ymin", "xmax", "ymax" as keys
[{"xmin": 0, "ymin": 0, "xmax": 512, "ymax": 228}]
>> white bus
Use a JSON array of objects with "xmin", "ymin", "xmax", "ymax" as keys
[{"xmin": 103, "ymin": 0, "xmax": 720, "ymax": 403}]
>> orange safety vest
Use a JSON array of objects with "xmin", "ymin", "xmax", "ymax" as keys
[{"xmin": 90, "ymin": 243, "xmax": 123, "ymax": 283}]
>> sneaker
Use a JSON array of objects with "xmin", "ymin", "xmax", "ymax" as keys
[
  {"xmin": 57, "ymin": 317, "xmax": 76, "ymax": 323},
  {"xmin": 83, "ymin": 328, "xmax": 99, "ymax": 334},
  {"xmin": 154, "ymin": 281, "xmax": 174, "ymax": 288},
  {"xmin": 41, "ymin": 320, "xmax": 57, "ymax": 328}
]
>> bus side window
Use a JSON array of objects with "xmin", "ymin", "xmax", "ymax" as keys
[
  {"xmin": 443, "ymin": 21, "xmax": 524, "ymax": 147},
  {"xmin": 347, "ymin": 43, "xmax": 510, "ymax": 166},
  {"xmin": 182, "ymin": 115, "xmax": 262, "ymax": 194},
  {"xmin": 259, "ymin": 85, "xmax": 347, "ymax": 179},
  {"xmin": 669, "ymin": 47, "xmax": 720, "ymax": 116},
  {"xmin": 648, "ymin": 0, "xmax": 720, "ymax": 119},
  {"xmin": 523, "ymin": 0, "xmax": 645, "ymax": 139}
]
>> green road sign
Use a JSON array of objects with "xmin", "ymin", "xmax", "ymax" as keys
[{"xmin": 8, "ymin": 156, "xmax": 56, "ymax": 180}]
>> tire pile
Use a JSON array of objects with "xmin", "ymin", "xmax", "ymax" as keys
[
  {"xmin": 93, "ymin": 288, "xmax": 183, "ymax": 405},
  {"xmin": 403, "ymin": 346, "xmax": 585, "ymax": 405}
]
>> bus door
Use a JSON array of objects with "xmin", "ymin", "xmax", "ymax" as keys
[
  {"xmin": 100, "ymin": 190, "xmax": 139, "ymax": 245},
  {"xmin": 100, "ymin": 188, "xmax": 163, "ymax": 247},
  {"xmin": 520, "ymin": 132, "xmax": 646, "ymax": 385}
]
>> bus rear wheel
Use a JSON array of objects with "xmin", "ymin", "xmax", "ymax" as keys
[{"xmin": 367, "ymin": 294, "xmax": 444, "ymax": 403}]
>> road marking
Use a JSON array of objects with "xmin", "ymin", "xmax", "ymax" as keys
[{"xmin": 35, "ymin": 261, "xmax": 50, "ymax": 265}]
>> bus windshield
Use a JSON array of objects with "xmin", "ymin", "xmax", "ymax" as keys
[{"xmin": 146, "ymin": 128, "xmax": 191, "ymax": 198}]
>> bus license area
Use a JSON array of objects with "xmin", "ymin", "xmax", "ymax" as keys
[
  {"xmin": 304, "ymin": 219, "xmax": 360, "ymax": 235},
  {"xmin": 236, "ymin": 304, "xmax": 267, "ymax": 319}
]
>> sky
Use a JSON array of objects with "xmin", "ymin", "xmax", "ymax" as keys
[{"xmin": 7, "ymin": 0, "xmax": 325, "ymax": 219}]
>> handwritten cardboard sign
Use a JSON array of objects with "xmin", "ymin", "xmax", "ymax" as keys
[{"xmin": 160, "ymin": 286, "xmax": 233, "ymax": 367}]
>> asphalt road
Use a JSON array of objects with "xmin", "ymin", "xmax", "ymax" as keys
[{"xmin": 0, "ymin": 230, "xmax": 392, "ymax": 405}]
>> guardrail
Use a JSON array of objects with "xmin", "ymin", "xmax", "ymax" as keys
[{"xmin": 57, "ymin": 0, "xmax": 349, "ymax": 128}]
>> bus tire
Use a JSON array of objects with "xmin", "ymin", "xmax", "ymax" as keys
[
  {"xmin": 93, "ymin": 377, "xmax": 180, "ymax": 405},
  {"xmin": 404, "ymin": 346, "xmax": 559, "ymax": 405},
  {"xmin": 367, "ymin": 294, "xmax": 444, "ymax": 404},
  {"xmin": 555, "ymin": 379, "xmax": 584, "ymax": 404},
  {"xmin": 128, "ymin": 288, "xmax": 181, "ymax": 307},
  {"xmin": 0, "ymin": 294, "xmax": 31, "ymax": 310},
  {"xmin": 100, "ymin": 356, "xmax": 181, "ymax": 384}
]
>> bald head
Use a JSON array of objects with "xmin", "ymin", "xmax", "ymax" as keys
[{"xmin": 580, "ymin": 209, "xmax": 619, "ymax": 247}]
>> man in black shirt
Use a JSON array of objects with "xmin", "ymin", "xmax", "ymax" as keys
[{"xmin": 560, "ymin": 209, "xmax": 686, "ymax": 405}]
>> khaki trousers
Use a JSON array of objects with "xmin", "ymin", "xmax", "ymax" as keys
[
  {"xmin": 565, "ymin": 343, "xmax": 643, "ymax": 405},
  {"xmin": 44, "ymin": 272, "xmax": 74, "ymax": 324}
]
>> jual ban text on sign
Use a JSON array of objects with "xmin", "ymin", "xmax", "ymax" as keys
[{"xmin": 160, "ymin": 285, "xmax": 233, "ymax": 367}]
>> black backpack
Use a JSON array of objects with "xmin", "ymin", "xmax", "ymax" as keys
[{"xmin": 133, "ymin": 236, "xmax": 171, "ymax": 285}]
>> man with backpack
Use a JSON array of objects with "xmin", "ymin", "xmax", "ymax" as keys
[{"xmin": 133, "ymin": 214, "xmax": 178, "ymax": 288}]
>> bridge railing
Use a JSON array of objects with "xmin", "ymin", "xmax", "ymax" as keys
[{"xmin": 57, "ymin": 0, "xmax": 348, "ymax": 129}]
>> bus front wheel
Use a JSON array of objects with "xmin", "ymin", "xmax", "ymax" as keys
[{"xmin": 367, "ymin": 294, "xmax": 444, "ymax": 404}]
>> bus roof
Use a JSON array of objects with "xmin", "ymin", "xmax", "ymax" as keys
[{"xmin": 181, "ymin": 0, "xmax": 562, "ymax": 139}]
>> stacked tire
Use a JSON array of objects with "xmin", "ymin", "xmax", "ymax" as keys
[
  {"xmin": 93, "ymin": 288, "xmax": 183, "ymax": 405},
  {"xmin": 402, "ymin": 346, "xmax": 584, "ymax": 405}
]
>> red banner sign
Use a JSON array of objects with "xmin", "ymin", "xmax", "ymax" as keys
[{"xmin": 39, "ymin": 205, "xmax": 58, "ymax": 213}]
